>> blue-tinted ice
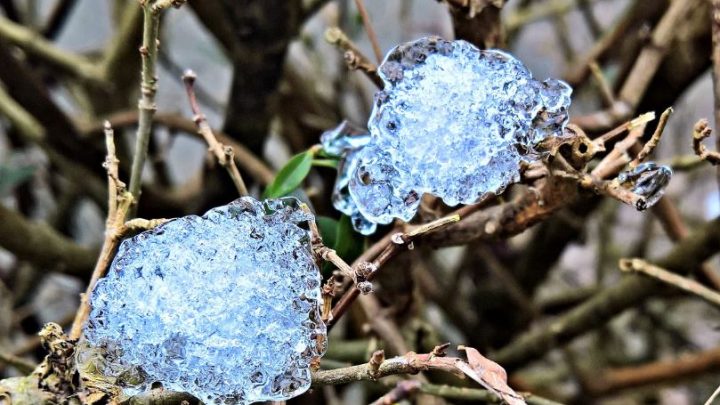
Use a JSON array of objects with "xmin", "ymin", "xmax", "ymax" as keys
[
  {"xmin": 78, "ymin": 197, "xmax": 326, "ymax": 405},
  {"xmin": 322, "ymin": 37, "xmax": 573, "ymax": 234},
  {"xmin": 617, "ymin": 162, "xmax": 672, "ymax": 210}
]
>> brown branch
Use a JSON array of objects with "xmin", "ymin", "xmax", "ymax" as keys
[
  {"xmin": 493, "ymin": 217, "xmax": 720, "ymax": 370},
  {"xmin": 446, "ymin": 0, "xmax": 505, "ymax": 49},
  {"xmin": 619, "ymin": 258, "xmax": 720, "ymax": 309},
  {"xmin": 693, "ymin": 119, "xmax": 720, "ymax": 165},
  {"xmin": 588, "ymin": 61, "xmax": 615, "ymax": 107},
  {"xmin": 121, "ymin": 389, "xmax": 199, "ymax": 405},
  {"xmin": 419, "ymin": 383, "xmax": 561, "ymax": 405},
  {"xmin": 712, "ymin": 0, "xmax": 720, "ymax": 183},
  {"xmin": 630, "ymin": 106, "xmax": 672, "ymax": 167},
  {"xmin": 69, "ymin": 123, "xmax": 133, "ymax": 340},
  {"xmin": 353, "ymin": 0, "xmax": 382, "ymax": 63},
  {"xmin": 587, "ymin": 346, "xmax": 720, "ymax": 396},
  {"xmin": 420, "ymin": 175, "xmax": 579, "ymax": 248},
  {"xmin": 0, "ymin": 204, "xmax": 97, "ymax": 276},
  {"xmin": 325, "ymin": 27, "xmax": 383, "ymax": 88},
  {"xmin": 182, "ymin": 70, "xmax": 248, "ymax": 196},
  {"xmin": 572, "ymin": 0, "xmax": 700, "ymax": 131},
  {"xmin": 80, "ymin": 110, "xmax": 275, "ymax": 185},
  {"xmin": 41, "ymin": 0, "xmax": 77, "ymax": 39},
  {"xmin": 311, "ymin": 348, "xmax": 460, "ymax": 386},
  {"xmin": 564, "ymin": 0, "xmax": 642, "ymax": 85},
  {"xmin": 327, "ymin": 215, "xmax": 459, "ymax": 328}
]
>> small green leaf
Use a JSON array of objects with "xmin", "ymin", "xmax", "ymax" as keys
[
  {"xmin": 264, "ymin": 151, "xmax": 313, "ymax": 198},
  {"xmin": 0, "ymin": 165, "xmax": 35, "ymax": 196}
]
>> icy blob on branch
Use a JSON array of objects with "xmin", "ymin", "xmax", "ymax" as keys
[
  {"xmin": 77, "ymin": 197, "xmax": 326, "ymax": 405},
  {"xmin": 323, "ymin": 36, "xmax": 573, "ymax": 234},
  {"xmin": 320, "ymin": 122, "xmax": 377, "ymax": 234},
  {"xmin": 617, "ymin": 162, "xmax": 673, "ymax": 210}
]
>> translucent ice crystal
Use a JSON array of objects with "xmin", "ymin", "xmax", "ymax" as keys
[
  {"xmin": 617, "ymin": 162, "xmax": 672, "ymax": 210},
  {"xmin": 322, "ymin": 37, "xmax": 572, "ymax": 234},
  {"xmin": 78, "ymin": 197, "xmax": 326, "ymax": 405},
  {"xmin": 320, "ymin": 122, "xmax": 377, "ymax": 234}
]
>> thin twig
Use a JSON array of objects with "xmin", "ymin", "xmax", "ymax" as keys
[
  {"xmin": 82, "ymin": 110, "xmax": 275, "ymax": 185},
  {"xmin": 631, "ymin": 107, "xmax": 673, "ymax": 167},
  {"xmin": 592, "ymin": 117, "xmax": 649, "ymax": 179},
  {"xmin": 128, "ymin": 0, "xmax": 168, "ymax": 214},
  {"xmin": 325, "ymin": 27, "xmax": 383, "ymax": 88},
  {"xmin": 592, "ymin": 111, "xmax": 655, "ymax": 153},
  {"xmin": 182, "ymin": 70, "xmax": 248, "ymax": 196},
  {"xmin": 564, "ymin": 0, "xmax": 641, "ymax": 85},
  {"xmin": 69, "ymin": 123, "xmax": 133, "ymax": 340},
  {"xmin": 0, "ymin": 14, "xmax": 104, "ymax": 86},
  {"xmin": 693, "ymin": 119, "xmax": 720, "ymax": 165},
  {"xmin": 419, "ymin": 383, "xmax": 562, "ymax": 405},
  {"xmin": 586, "ymin": 346, "xmax": 720, "ymax": 397},
  {"xmin": 353, "ymin": 0, "xmax": 382, "ymax": 63},
  {"xmin": 705, "ymin": 383, "xmax": 720, "ymax": 405},
  {"xmin": 619, "ymin": 258, "xmax": 720, "ymax": 309},
  {"xmin": 493, "ymin": 217, "xmax": 720, "ymax": 370},
  {"xmin": 571, "ymin": 0, "xmax": 699, "ymax": 130},
  {"xmin": 711, "ymin": 0, "xmax": 720, "ymax": 189},
  {"xmin": 588, "ymin": 61, "xmax": 615, "ymax": 107},
  {"xmin": 327, "ymin": 214, "xmax": 459, "ymax": 328}
]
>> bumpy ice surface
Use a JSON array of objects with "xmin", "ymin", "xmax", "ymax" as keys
[
  {"xmin": 320, "ymin": 122, "xmax": 377, "ymax": 234},
  {"xmin": 323, "ymin": 37, "xmax": 572, "ymax": 234},
  {"xmin": 79, "ymin": 198, "xmax": 326, "ymax": 405}
]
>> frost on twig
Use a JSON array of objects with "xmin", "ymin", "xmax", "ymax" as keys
[
  {"xmin": 321, "ymin": 36, "xmax": 572, "ymax": 234},
  {"xmin": 77, "ymin": 197, "xmax": 326, "ymax": 405}
]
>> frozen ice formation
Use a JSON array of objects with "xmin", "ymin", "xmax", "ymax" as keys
[
  {"xmin": 322, "ymin": 37, "xmax": 572, "ymax": 234},
  {"xmin": 78, "ymin": 197, "xmax": 326, "ymax": 405},
  {"xmin": 320, "ymin": 122, "xmax": 377, "ymax": 234},
  {"xmin": 617, "ymin": 162, "xmax": 672, "ymax": 210}
]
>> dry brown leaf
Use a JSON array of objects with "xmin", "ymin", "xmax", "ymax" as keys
[{"xmin": 456, "ymin": 346, "xmax": 526, "ymax": 405}]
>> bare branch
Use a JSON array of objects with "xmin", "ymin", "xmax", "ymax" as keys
[{"xmin": 182, "ymin": 70, "xmax": 248, "ymax": 196}]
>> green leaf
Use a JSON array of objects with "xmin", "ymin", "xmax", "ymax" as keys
[
  {"xmin": 0, "ymin": 165, "xmax": 35, "ymax": 196},
  {"xmin": 334, "ymin": 215, "xmax": 364, "ymax": 264},
  {"xmin": 264, "ymin": 151, "xmax": 313, "ymax": 198}
]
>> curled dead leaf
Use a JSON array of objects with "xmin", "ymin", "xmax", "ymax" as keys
[{"xmin": 456, "ymin": 346, "xmax": 526, "ymax": 405}]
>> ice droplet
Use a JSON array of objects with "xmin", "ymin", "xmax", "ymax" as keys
[
  {"xmin": 78, "ymin": 197, "xmax": 326, "ymax": 405},
  {"xmin": 322, "ymin": 37, "xmax": 572, "ymax": 234},
  {"xmin": 617, "ymin": 162, "xmax": 672, "ymax": 209}
]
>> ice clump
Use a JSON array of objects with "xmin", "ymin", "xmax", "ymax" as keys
[
  {"xmin": 78, "ymin": 197, "xmax": 326, "ymax": 405},
  {"xmin": 320, "ymin": 122, "xmax": 377, "ymax": 234},
  {"xmin": 617, "ymin": 162, "xmax": 672, "ymax": 210},
  {"xmin": 322, "ymin": 37, "xmax": 572, "ymax": 234}
]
